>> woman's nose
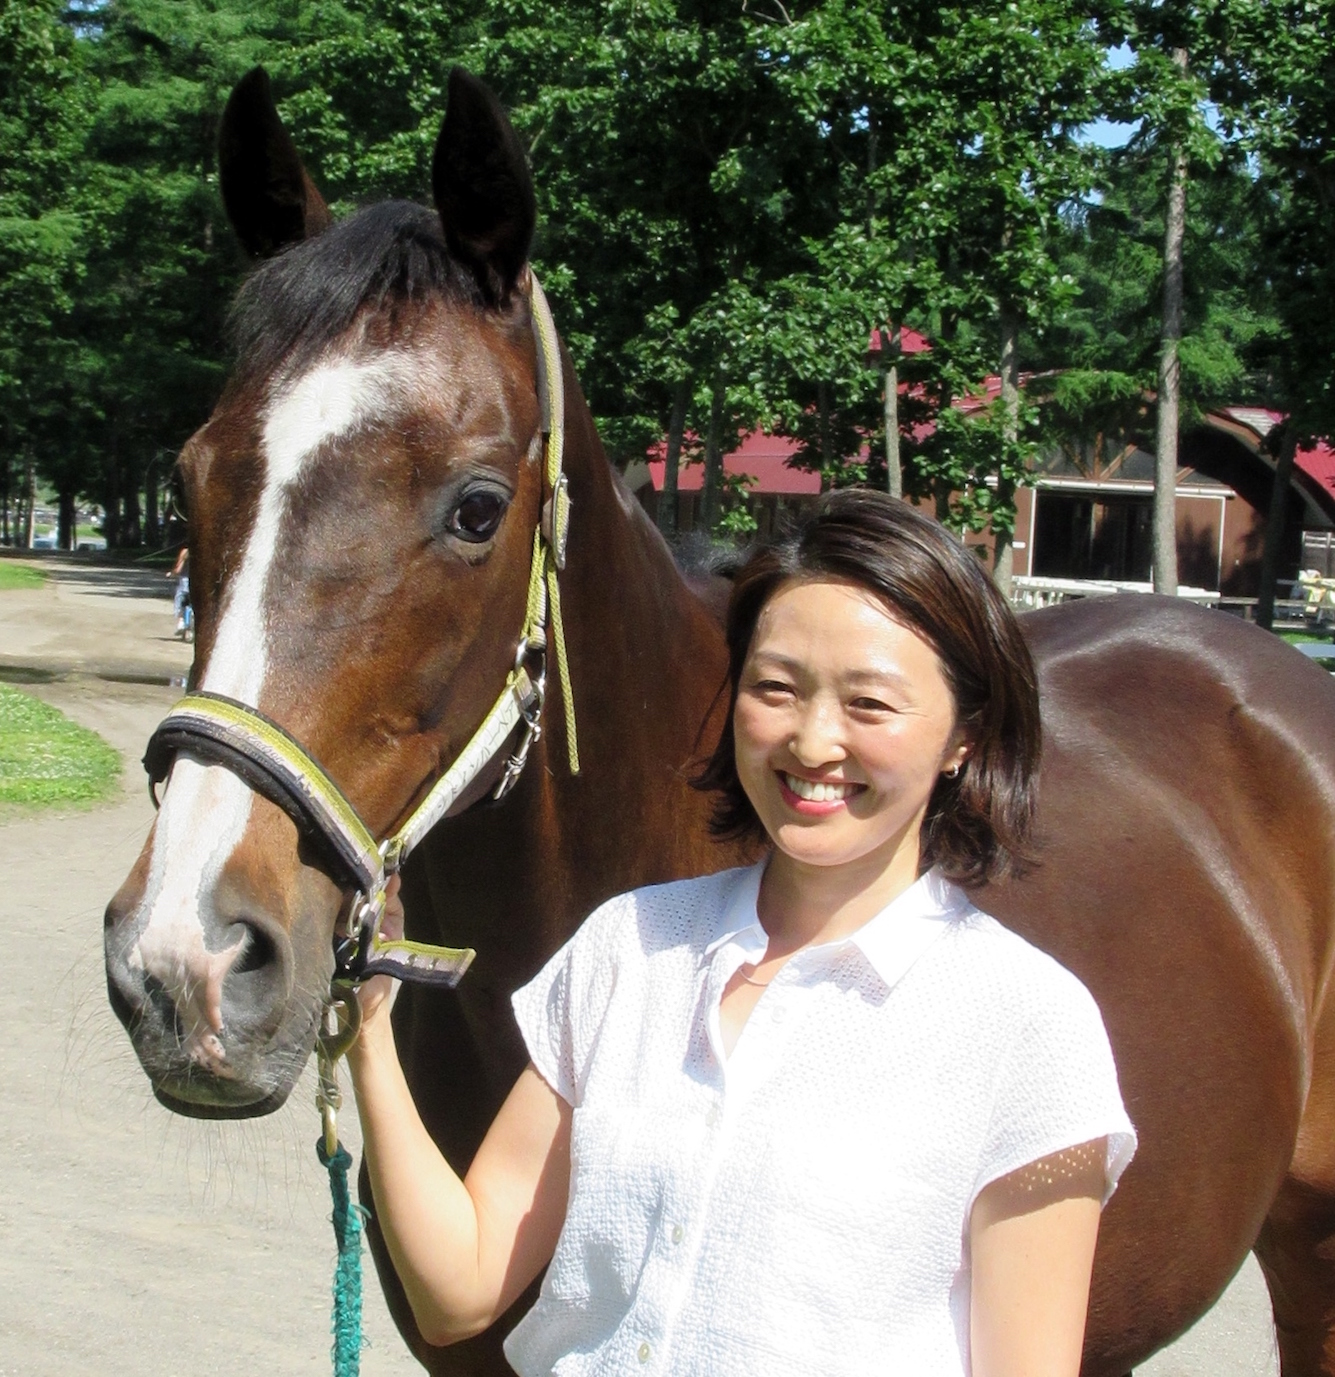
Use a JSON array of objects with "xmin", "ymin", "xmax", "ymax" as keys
[{"xmin": 788, "ymin": 699, "xmax": 846, "ymax": 766}]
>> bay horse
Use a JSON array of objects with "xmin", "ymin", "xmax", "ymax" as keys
[{"xmin": 104, "ymin": 66, "xmax": 1335, "ymax": 1377}]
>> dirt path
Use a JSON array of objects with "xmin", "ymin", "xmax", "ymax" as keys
[{"xmin": 0, "ymin": 558, "xmax": 1278, "ymax": 1375}]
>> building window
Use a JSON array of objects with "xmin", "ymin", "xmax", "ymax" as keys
[{"xmin": 1033, "ymin": 490, "xmax": 1154, "ymax": 582}]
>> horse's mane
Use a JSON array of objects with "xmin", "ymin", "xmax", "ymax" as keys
[
  {"xmin": 229, "ymin": 201, "xmax": 484, "ymax": 385},
  {"xmin": 670, "ymin": 531, "xmax": 749, "ymax": 581}
]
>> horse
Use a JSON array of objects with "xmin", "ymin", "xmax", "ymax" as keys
[{"xmin": 103, "ymin": 66, "xmax": 1335, "ymax": 1377}]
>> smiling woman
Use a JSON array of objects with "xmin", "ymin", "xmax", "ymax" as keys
[
  {"xmin": 350, "ymin": 489, "xmax": 1135, "ymax": 1377},
  {"xmin": 0, "ymin": 684, "xmax": 120, "ymax": 806},
  {"xmin": 698, "ymin": 490, "xmax": 1040, "ymax": 887}
]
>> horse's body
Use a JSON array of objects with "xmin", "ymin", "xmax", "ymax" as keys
[{"xmin": 104, "ymin": 67, "xmax": 1335, "ymax": 1376}]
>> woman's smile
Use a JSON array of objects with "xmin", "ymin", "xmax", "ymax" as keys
[{"xmin": 777, "ymin": 771, "xmax": 866, "ymax": 812}]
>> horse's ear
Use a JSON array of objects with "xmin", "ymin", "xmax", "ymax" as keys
[
  {"xmin": 219, "ymin": 67, "xmax": 332, "ymax": 258},
  {"xmin": 432, "ymin": 68, "xmax": 536, "ymax": 305}
]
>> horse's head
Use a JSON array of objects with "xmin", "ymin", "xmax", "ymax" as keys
[{"xmin": 105, "ymin": 68, "xmax": 552, "ymax": 1116}]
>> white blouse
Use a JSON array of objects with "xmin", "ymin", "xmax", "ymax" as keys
[{"xmin": 504, "ymin": 863, "xmax": 1136, "ymax": 1377}]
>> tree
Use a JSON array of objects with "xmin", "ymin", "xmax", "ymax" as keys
[
  {"xmin": 1216, "ymin": 0, "xmax": 1335, "ymax": 626},
  {"xmin": 739, "ymin": 0, "xmax": 1107, "ymax": 585},
  {"xmin": 1105, "ymin": 4, "xmax": 1227, "ymax": 596},
  {"xmin": 0, "ymin": 0, "xmax": 89, "ymax": 547},
  {"xmin": 69, "ymin": 0, "xmax": 314, "ymax": 546},
  {"xmin": 1036, "ymin": 126, "xmax": 1280, "ymax": 585}
]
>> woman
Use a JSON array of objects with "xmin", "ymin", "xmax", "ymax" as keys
[{"xmin": 350, "ymin": 490, "xmax": 1135, "ymax": 1376}]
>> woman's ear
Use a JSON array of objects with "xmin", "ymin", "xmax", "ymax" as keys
[{"xmin": 943, "ymin": 735, "xmax": 972, "ymax": 777}]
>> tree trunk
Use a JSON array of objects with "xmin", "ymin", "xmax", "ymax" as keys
[
  {"xmin": 58, "ymin": 489, "xmax": 75, "ymax": 550},
  {"xmin": 1256, "ymin": 429, "xmax": 1299, "ymax": 631},
  {"xmin": 104, "ymin": 424, "xmax": 121, "ymax": 548},
  {"xmin": 995, "ymin": 309, "xmax": 1021, "ymax": 598},
  {"xmin": 933, "ymin": 377, "xmax": 954, "ymax": 525},
  {"xmin": 700, "ymin": 378, "xmax": 725, "ymax": 533},
  {"xmin": 657, "ymin": 381, "xmax": 689, "ymax": 539},
  {"xmin": 123, "ymin": 460, "xmax": 142, "ymax": 547},
  {"xmin": 145, "ymin": 458, "xmax": 160, "ymax": 548},
  {"xmin": 817, "ymin": 380, "xmax": 834, "ymax": 488},
  {"xmin": 882, "ymin": 330, "xmax": 903, "ymax": 500},
  {"xmin": 22, "ymin": 456, "xmax": 36, "ymax": 548},
  {"xmin": 1153, "ymin": 47, "xmax": 1189, "ymax": 597},
  {"xmin": 1, "ymin": 454, "xmax": 10, "ymax": 545}
]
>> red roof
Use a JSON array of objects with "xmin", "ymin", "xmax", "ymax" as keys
[
  {"xmin": 866, "ymin": 325, "xmax": 933, "ymax": 357},
  {"xmin": 646, "ymin": 430, "xmax": 822, "ymax": 495},
  {"xmin": 1216, "ymin": 407, "xmax": 1335, "ymax": 505}
]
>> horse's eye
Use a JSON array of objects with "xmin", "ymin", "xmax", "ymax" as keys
[{"xmin": 451, "ymin": 490, "xmax": 508, "ymax": 542}]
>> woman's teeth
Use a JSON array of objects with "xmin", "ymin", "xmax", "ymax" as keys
[{"xmin": 783, "ymin": 774, "xmax": 858, "ymax": 803}]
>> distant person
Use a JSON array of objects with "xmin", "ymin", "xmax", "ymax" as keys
[{"xmin": 167, "ymin": 547, "xmax": 190, "ymax": 636}]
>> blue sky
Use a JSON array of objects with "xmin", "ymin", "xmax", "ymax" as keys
[{"xmin": 1079, "ymin": 42, "xmax": 1138, "ymax": 149}]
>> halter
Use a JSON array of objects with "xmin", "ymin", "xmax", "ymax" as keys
[{"xmin": 142, "ymin": 275, "xmax": 578, "ymax": 992}]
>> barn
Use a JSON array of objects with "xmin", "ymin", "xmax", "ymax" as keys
[
  {"xmin": 1013, "ymin": 407, "xmax": 1335, "ymax": 595},
  {"xmin": 627, "ymin": 392, "xmax": 1335, "ymax": 601}
]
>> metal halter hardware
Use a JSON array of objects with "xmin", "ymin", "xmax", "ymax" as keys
[{"xmin": 141, "ymin": 276, "xmax": 577, "ymax": 993}]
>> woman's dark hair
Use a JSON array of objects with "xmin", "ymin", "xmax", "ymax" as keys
[{"xmin": 695, "ymin": 489, "xmax": 1041, "ymax": 886}]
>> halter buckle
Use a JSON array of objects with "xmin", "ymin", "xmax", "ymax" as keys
[
  {"xmin": 493, "ymin": 653, "xmax": 546, "ymax": 801},
  {"xmin": 541, "ymin": 473, "xmax": 572, "ymax": 571}
]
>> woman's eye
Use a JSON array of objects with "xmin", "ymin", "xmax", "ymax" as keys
[
  {"xmin": 450, "ymin": 490, "xmax": 508, "ymax": 542},
  {"xmin": 851, "ymin": 696, "xmax": 893, "ymax": 713}
]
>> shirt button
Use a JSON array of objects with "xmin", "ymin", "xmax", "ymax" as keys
[
  {"xmin": 671, "ymin": 1223, "xmax": 684, "ymax": 1245},
  {"xmin": 638, "ymin": 1341, "xmax": 652, "ymax": 1363},
  {"xmin": 772, "ymin": 1005, "xmax": 787, "ymax": 1023},
  {"xmin": 705, "ymin": 1105, "xmax": 720, "ymax": 1127}
]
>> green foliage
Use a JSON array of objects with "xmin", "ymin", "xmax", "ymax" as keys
[
  {"xmin": 0, "ymin": 0, "xmax": 91, "ymax": 514},
  {"xmin": 1213, "ymin": 0, "xmax": 1335, "ymax": 443},
  {"xmin": 1, "ymin": 0, "xmax": 1332, "ymax": 554},
  {"xmin": 1036, "ymin": 140, "xmax": 1282, "ymax": 451},
  {"xmin": 0, "ymin": 684, "xmax": 121, "ymax": 806}
]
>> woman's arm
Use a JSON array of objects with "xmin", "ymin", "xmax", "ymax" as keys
[
  {"xmin": 969, "ymin": 1137, "xmax": 1106, "ymax": 1377},
  {"xmin": 348, "ymin": 881, "xmax": 572, "ymax": 1346}
]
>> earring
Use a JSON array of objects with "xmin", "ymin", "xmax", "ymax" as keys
[{"xmin": 945, "ymin": 761, "xmax": 962, "ymax": 778}]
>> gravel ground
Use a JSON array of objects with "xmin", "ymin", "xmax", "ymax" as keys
[{"xmin": 0, "ymin": 556, "xmax": 1280, "ymax": 1375}]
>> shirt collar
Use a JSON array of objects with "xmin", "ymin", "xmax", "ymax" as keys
[
  {"xmin": 703, "ymin": 862, "xmax": 769, "ymax": 963},
  {"xmin": 703, "ymin": 859, "xmax": 971, "ymax": 992}
]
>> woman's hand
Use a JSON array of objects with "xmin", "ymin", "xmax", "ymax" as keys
[{"xmin": 354, "ymin": 873, "xmax": 404, "ymax": 1032}]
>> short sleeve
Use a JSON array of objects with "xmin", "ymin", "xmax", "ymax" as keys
[
  {"xmin": 972, "ymin": 969, "xmax": 1137, "ymax": 1210},
  {"xmin": 510, "ymin": 893, "xmax": 627, "ymax": 1108}
]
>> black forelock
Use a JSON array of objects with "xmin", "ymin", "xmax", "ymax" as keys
[{"xmin": 228, "ymin": 201, "xmax": 486, "ymax": 384}]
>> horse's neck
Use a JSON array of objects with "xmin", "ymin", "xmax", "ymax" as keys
[{"xmin": 521, "ymin": 386, "xmax": 739, "ymax": 913}]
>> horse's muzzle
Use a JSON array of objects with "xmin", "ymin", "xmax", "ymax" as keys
[{"xmin": 104, "ymin": 887, "xmax": 324, "ymax": 1117}]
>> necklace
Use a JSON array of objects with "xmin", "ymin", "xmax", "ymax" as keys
[{"xmin": 738, "ymin": 966, "xmax": 774, "ymax": 988}]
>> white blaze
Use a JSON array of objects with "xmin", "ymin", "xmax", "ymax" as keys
[{"xmin": 131, "ymin": 354, "xmax": 408, "ymax": 1042}]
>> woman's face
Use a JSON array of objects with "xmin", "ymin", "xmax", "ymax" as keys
[{"xmin": 733, "ymin": 577, "xmax": 969, "ymax": 876}]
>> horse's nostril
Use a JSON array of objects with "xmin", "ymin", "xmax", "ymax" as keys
[
  {"xmin": 232, "ymin": 924, "xmax": 276, "ymax": 976},
  {"xmin": 142, "ymin": 974, "xmax": 185, "ymax": 1041}
]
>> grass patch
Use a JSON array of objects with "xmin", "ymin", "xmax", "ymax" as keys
[
  {"xmin": 0, "ymin": 684, "xmax": 121, "ymax": 806},
  {"xmin": 1280, "ymin": 630, "xmax": 1331, "ymax": 645},
  {"xmin": 0, "ymin": 563, "xmax": 47, "ymax": 591}
]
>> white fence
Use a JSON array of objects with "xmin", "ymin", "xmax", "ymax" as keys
[{"xmin": 1011, "ymin": 576, "xmax": 1221, "ymax": 609}]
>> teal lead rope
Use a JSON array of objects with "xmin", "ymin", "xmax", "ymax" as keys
[
  {"xmin": 316, "ymin": 991, "xmax": 365, "ymax": 1377},
  {"xmin": 317, "ymin": 1137, "xmax": 364, "ymax": 1377}
]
